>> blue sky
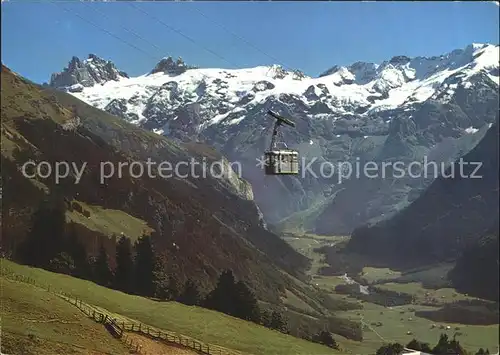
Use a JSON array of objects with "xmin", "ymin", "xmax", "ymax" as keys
[{"xmin": 1, "ymin": 1, "xmax": 499, "ymax": 83}]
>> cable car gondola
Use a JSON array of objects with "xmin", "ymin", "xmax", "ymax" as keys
[{"xmin": 264, "ymin": 110, "xmax": 299, "ymax": 175}]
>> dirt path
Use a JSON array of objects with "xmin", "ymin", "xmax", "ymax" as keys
[
  {"xmin": 360, "ymin": 315, "xmax": 387, "ymax": 342},
  {"xmin": 124, "ymin": 332, "xmax": 199, "ymax": 355}
]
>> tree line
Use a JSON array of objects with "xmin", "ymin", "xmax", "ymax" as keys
[
  {"xmin": 16, "ymin": 194, "xmax": 210, "ymax": 304},
  {"xmin": 376, "ymin": 334, "xmax": 492, "ymax": 355},
  {"xmin": 15, "ymin": 193, "xmax": 339, "ymax": 350}
]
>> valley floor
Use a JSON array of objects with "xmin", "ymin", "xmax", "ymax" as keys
[{"xmin": 282, "ymin": 234, "xmax": 500, "ymax": 354}]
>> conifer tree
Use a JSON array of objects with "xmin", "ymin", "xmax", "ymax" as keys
[
  {"xmin": 233, "ymin": 280, "xmax": 260, "ymax": 322},
  {"xmin": 152, "ymin": 254, "xmax": 170, "ymax": 299},
  {"xmin": 93, "ymin": 244, "xmax": 113, "ymax": 287},
  {"xmin": 204, "ymin": 270, "xmax": 236, "ymax": 315},
  {"xmin": 66, "ymin": 223, "xmax": 91, "ymax": 279},
  {"xmin": 134, "ymin": 234, "xmax": 156, "ymax": 296},
  {"xmin": 270, "ymin": 310, "xmax": 289, "ymax": 333},
  {"xmin": 375, "ymin": 343, "xmax": 404, "ymax": 355},
  {"xmin": 312, "ymin": 331, "xmax": 339, "ymax": 349},
  {"xmin": 260, "ymin": 310, "xmax": 272, "ymax": 328},
  {"xmin": 17, "ymin": 192, "xmax": 66, "ymax": 268},
  {"xmin": 179, "ymin": 279, "xmax": 201, "ymax": 306},
  {"xmin": 114, "ymin": 235, "xmax": 134, "ymax": 293},
  {"xmin": 204, "ymin": 270, "xmax": 260, "ymax": 323},
  {"xmin": 406, "ymin": 339, "xmax": 432, "ymax": 352}
]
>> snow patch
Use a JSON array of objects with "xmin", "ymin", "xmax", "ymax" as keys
[
  {"xmin": 465, "ymin": 126, "xmax": 479, "ymax": 134},
  {"xmin": 228, "ymin": 116, "xmax": 245, "ymax": 125}
]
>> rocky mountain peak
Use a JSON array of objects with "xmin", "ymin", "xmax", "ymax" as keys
[
  {"xmin": 150, "ymin": 56, "xmax": 194, "ymax": 75},
  {"xmin": 318, "ymin": 65, "xmax": 340, "ymax": 77},
  {"xmin": 68, "ymin": 56, "xmax": 81, "ymax": 70},
  {"xmin": 49, "ymin": 54, "xmax": 129, "ymax": 91},
  {"xmin": 319, "ymin": 43, "xmax": 498, "ymax": 85},
  {"xmin": 389, "ymin": 55, "xmax": 411, "ymax": 65}
]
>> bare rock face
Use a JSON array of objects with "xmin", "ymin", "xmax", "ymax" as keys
[
  {"xmin": 49, "ymin": 54, "xmax": 129, "ymax": 89},
  {"xmin": 150, "ymin": 56, "xmax": 193, "ymax": 75}
]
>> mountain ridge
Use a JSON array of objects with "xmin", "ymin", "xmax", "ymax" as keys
[
  {"xmin": 49, "ymin": 43, "xmax": 498, "ymax": 122},
  {"xmin": 46, "ymin": 43, "xmax": 499, "ymax": 231},
  {"xmin": 347, "ymin": 120, "xmax": 499, "ymax": 269}
]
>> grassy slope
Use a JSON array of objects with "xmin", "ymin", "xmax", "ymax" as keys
[
  {"xmin": 1, "ymin": 278, "xmax": 129, "ymax": 355},
  {"xmin": 67, "ymin": 201, "xmax": 154, "ymax": 242},
  {"xmin": 1, "ymin": 259, "xmax": 340, "ymax": 355}
]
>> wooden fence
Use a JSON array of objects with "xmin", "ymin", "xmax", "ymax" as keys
[{"xmin": 2, "ymin": 270, "xmax": 241, "ymax": 355}]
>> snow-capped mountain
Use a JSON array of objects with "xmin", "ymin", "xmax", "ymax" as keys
[
  {"xmin": 49, "ymin": 43, "xmax": 499, "ymax": 232},
  {"xmin": 49, "ymin": 54, "xmax": 129, "ymax": 92},
  {"xmin": 52, "ymin": 44, "xmax": 498, "ymax": 124}
]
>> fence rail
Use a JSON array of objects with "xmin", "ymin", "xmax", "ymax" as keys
[{"xmin": 2, "ymin": 270, "xmax": 242, "ymax": 355}]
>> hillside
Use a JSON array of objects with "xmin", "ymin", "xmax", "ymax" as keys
[
  {"xmin": 1, "ymin": 277, "xmax": 130, "ymax": 355},
  {"xmin": 1, "ymin": 259, "xmax": 343, "ymax": 355},
  {"xmin": 48, "ymin": 44, "xmax": 499, "ymax": 233},
  {"xmin": 0, "ymin": 64, "xmax": 310, "ymax": 305},
  {"xmin": 347, "ymin": 120, "xmax": 499, "ymax": 269},
  {"xmin": 448, "ymin": 219, "xmax": 499, "ymax": 301}
]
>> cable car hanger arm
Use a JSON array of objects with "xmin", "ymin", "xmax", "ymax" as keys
[
  {"xmin": 267, "ymin": 110, "xmax": 296, "ymax": 150},
  {"xmin": 267, "ymin": 110, "xmax": 296, "ymax": 127}
]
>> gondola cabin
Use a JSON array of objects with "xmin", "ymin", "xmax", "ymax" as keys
[
  {"xmin": 264, "ymin": 149, "xmax": 299, "ymax": 175},
  {"xmin": 264, "ymin": 110, "xmax": 300, "ymax": 175}
]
